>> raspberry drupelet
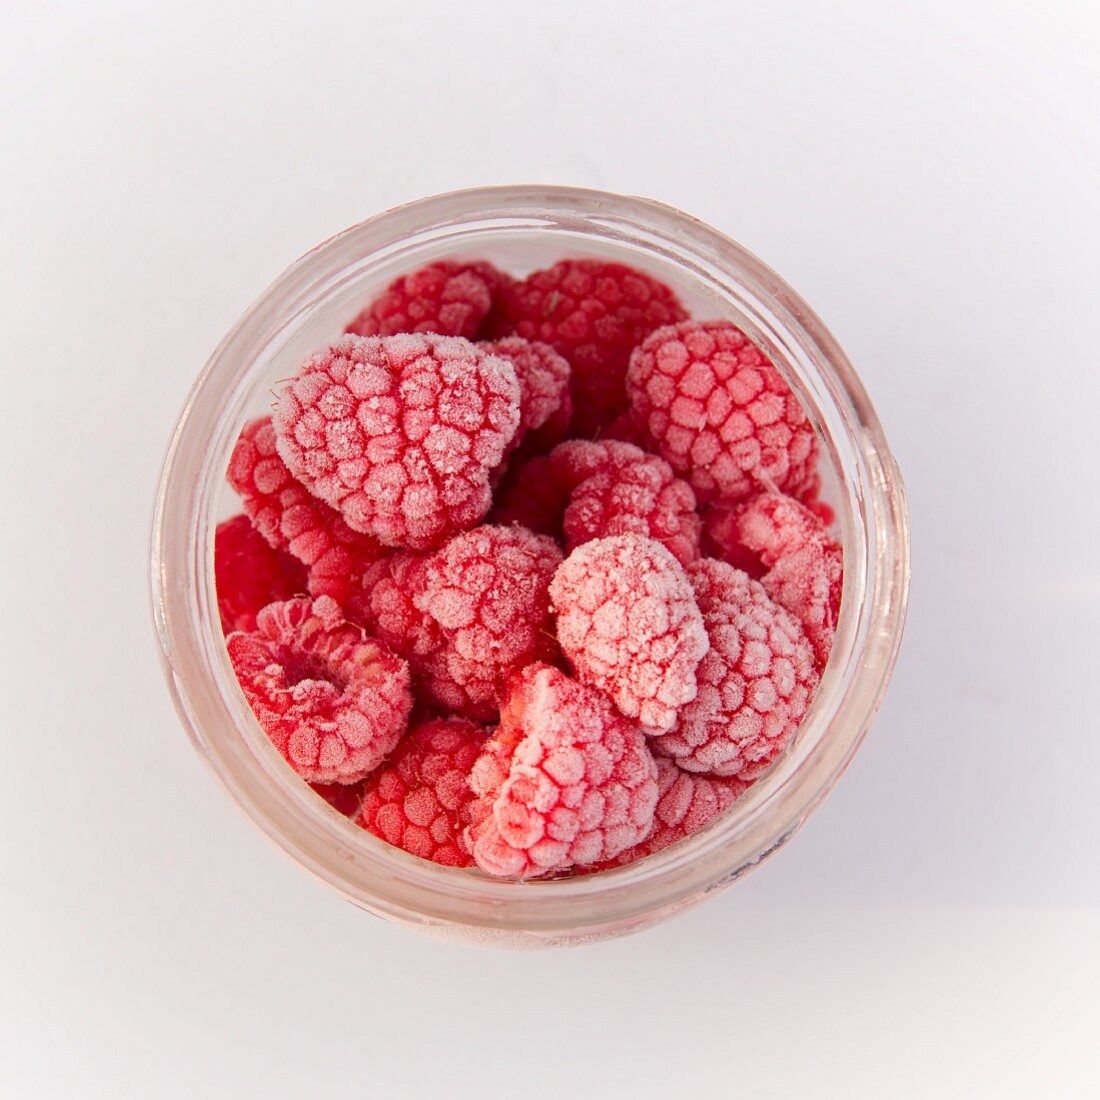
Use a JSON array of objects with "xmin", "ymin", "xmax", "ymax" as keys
[
  {"xmin": 464, "ymin": 663, "xmax": 659, "ymax": 878},
  {"xmin": 226, "ymin": 596, "xmax": 412, "ymax": 784},
  {"xmin": 549, "ymin": 534, "xmax": 709, "ymax": 733},
  {"xmin": 273, "ymin": 333, "xmax": 520, "ymax": 550},
  {"xmin": 227, "ymin": 417, "xmax": 386, "ymax": 606},
  {"xmin": 654, "ymin": 559, "xmax": 819, "ymax": 779},
  {"xmin": 368, "ymin": 525, "xmax": 563, "ymax": 721},
  {"xmin": 626, "ymin": 320, "xmax": 818, "ymax": 506},
  {"xmin": 214, "ymin": 514, "xmax": 308, "ymax": 634},
  {"xmin": 345, "ymin": 260, "xmax": 511, "ymax": 340},
  {"xmin": 488, "ymin": 259, "xmax": 688, "ymax": 437},
  {"xmin": 357, "ymin": 718, "xmax": 486, "ymax": 867}
]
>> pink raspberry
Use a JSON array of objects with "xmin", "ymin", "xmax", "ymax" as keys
[
  {"xmin": 465, "ymin": 663, "xmax": 658, "ymax": 878},
  {"xmin": 310, "ymin": 780, "xmax": 366, "ymax": 817},
  {"xmin": 489, "ymin": 259, "xmax": 687, "ymax": 437},
  {"xmin": 273, "ymin": 334, "xmax": 520, "ymax": 549},
  {"xmin": 626, "ymin": 320, "xmax": 818, "ymax": 505},
  {"xmin": 733, "ymin": 493, "xmax": 843, "ymax": 666},
  {"xmin": 214, "ymin": 514, "xmax": 307, "ymax": 634},
  {"xmin": 357, "ymin": 718, "xmax": 486, "ymax": 867},
  {"xmin": 654, "ymin": 559, "xmax": 819, "ymax": 779},
  {"xmin": 549, "ymin": 535, "xmax": 709, "ymax": 733},
  {"xmin": 492, "ymin": 440, "xmax": 699, "ymax": 563},
  {"xmin": 345, "ymin": 260, "xmax": 511, "ymax": 340},
  {"xmin": 478, "ymin": 336, "xmax": 572, "ymax": 460},
  {"xmin": 369, "ymin": 526, "xmax": 563, "ymax": 721},
  {"xmin": 226, "ymin": 595, "xmax": 412, "ymax": 784},
  {"xmin": 227, "ymin": 417, "xmax": 385, "ymax": 607},
  {"xmin": 604, "ymin": 758, "xmax": 750, "ymax": 866}
]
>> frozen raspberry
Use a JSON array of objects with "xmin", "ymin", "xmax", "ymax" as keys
[
  {"xmin": 357, "ymin": 718, "xmax": 485, "ymax": 867},
  {"xmin": 274, "ymin": 334, "xmax": 520, "ymax": 550},
  {"xmin": 627, "ymin": 320, "xmax": 818, "ymax": 505},
  {"xmin": 345, "ymin": 260, "xmax": 511, "ymax": 340},
  {"xmin": 226, "ymin": 595, "xmax": 412, "ymax": 784},
  {"xmin": 465, "ymin": 664, "xmax": 658, "ymax": 878},
  {"xmin": 733, "ymin": 493, "xmax": 843, "ymax": 665},
  {"xmin": 605, "ymin": 758, "xmax": 750, "ymax": 865},
  {"xmin": 310, "ymin": 780, "xmax": 366, "ymax": 817},
  {"xmin": 564, "ymin": 461, "xmax": 700, "ymax": 567},
  {"xmin": 549, "ymin": 535, "xmax": 708, "ymax": 733},
  {"xmin": 700, "ymin": 506, "xmax": 768, "ymax": 578},
  {"xmin": 489, "ymin": 259, "xmax": 687, "ymax": 436},
  {"xmin": 227, "ymin": 417, "xmax": 385, "ymax": 607},
  {"xmin": 214, "ymin": 514, "xmax": 307, "ymax": 634},
  {"xmin": 369, "ymin": 526, "xmax": 562, "ymax": 720},
  {"xmin": 654, "ymin": 559, "xmax": 819, "ymax": 779},
  {"xmin": 492, "ymin": 439, "xmax": 698, "ymax": 564},
  {"xmin": 478, "ymin": 336, "xmax": 571, "ymax": 459}
]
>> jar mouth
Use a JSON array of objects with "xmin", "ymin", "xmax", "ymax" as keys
[{"xmin": 150, "ymin": 185, "xmax": 910, "ymax": 941}]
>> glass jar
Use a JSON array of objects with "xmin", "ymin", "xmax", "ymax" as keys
[{"xmin": 150, "ymin": 186, "xmax": 910, "ymax": 947}]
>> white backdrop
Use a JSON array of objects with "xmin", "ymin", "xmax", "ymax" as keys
[{"xmin": 3, "ymin": 2, "xmax": 1099, "ymax": 1096}]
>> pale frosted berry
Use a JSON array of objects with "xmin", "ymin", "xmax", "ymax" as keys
[
  {"xmin": 627, "ymin": 320, "xmax": 818, "ymax": 505},
  {"xmin": 654, "ymin": 560, "xmax": 819, "ymax": 779},
  {"xmin": 214, "ymin": 514, "xmax": 307, "ymax": 634},
  {"xmin": 465, "ymin": 664, "xmax": 658, "ymax": 878},
  {"xmin": 549, "ymin": 535, "xmax": 709, "ymax": 733},
  {"xmin": 227, "ymin": 417, "xmax": 385, "ymax": 606},
  {"xmin": 489, "ymin": 259, "xmax": 687, "ymax": 436},
  {"xmin": 345, "ymin": 260, "xmax": 511, "ymax": 340},
  {"xmin": 273, "ymin": 334, "xmax": 520, "ymax": 549},
  {"xmin": 357, "ymin": 718, "xmax": 486, "ymax": 867},
  {"xmin": 733, "ymin": 492, "xmax": 843, "ymax": 665},
  {"xmin": 226, "ymin": 596, "xmax": 412, "ymax": 784},
  {"xmin": 369, "ymin": 526, "xmax": 562, "ymax": 720}
]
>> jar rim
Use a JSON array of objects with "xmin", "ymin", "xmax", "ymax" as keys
[{"xmin": 150, "ymin": 185, "xmax": 910, "ymax": 942}]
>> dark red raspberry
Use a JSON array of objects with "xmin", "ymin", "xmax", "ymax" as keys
[
  {"xmin": 604, "ymin": 758, "xmax": 750, "ymax": 866},
  {"xmin": 214, "ymin": 514, "xmax": 307, "ymax": 634},
  {"xmin": 478, "ymin": 336, "xmax": 572, "ymax": 461},
  {"xmin": 226, "ymin": 596, "xmax": 412, "ymax": 784},
  {"xmin": 464, "ymin": 663, "xmax": 659, "ymax": 878},
  {"xmin": 369, "ymin": 526, "xmax": 563, "ymax": 720},
  {"xmin": 733, "ymin": 493, "xmax": 843, "ymax": 666},
  {"xmin": 357, "ymin": 717, "xmax": 486, "ymax": 867},
  {"xmin": 310, "ymin": 780, "xmax": 366, "ymax": 817},
  {"xmin": 489, "ymin": 259, "xmax": 687, "ymax": 437},
  {"xmin": 227, "ymin": 417, "xmax": 385, "ymax": 607},
  {"xmin": 549, "ymin": 534, "xmax": 709, "ymax": 733},
  {"xmin": 345, "ymin": 260, "xmax": 512, "ymax": 340},
  {"xmin": 627, "ymin": 320, "xmax": 818, "ymax": 505},
  {"xmin": 654, "ymin": 560, "xmax": 819, "ymax": 779},
  {"xmin": 273, "ymin": 334, "xmax": 520, "ymax": 549}
]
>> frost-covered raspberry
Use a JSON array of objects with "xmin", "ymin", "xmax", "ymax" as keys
[
  {"xmin": 733, "ymin": 493, "xmax": 843, "ymax": 665},
  {"xmin": 627, "ymin": 320, "xmax": 818, "ymax": 505},
  {"xmin": 310, "ymin": 780, "xmax": 366, "ymax": 817},
  {"xmin": 345, "ymin": 260, "xmax": 511, "ymax": 340},
  {"xmin": 226, "ymin": 596, "xmax": 412, "ymax": 784},
  {"xmin": 492, "ymin": 440, "xmax": 699, "ymax": 563},
  {"xmin": 274, "ymin": 334, "xmax": 520, "ymax": 549},
  {"xmin": 478, "ymin": 336, "xmax": 571, "ymax": 459},
  {"xmin": 606, "ymin": 758, "xmax": 750, "ymax": 865},
  {"xmin": 655, "ymin": 560, "xmax": 819, "ymax": 779},
  {"xmin": 214, "ymin": 514, "xmax": 307, "ymax": 634},
  {"xmin": 549, "ymin": 535, "xmax": 709, "ymax": 733},
  {"xmin": 489, "ymin": 259, "xmax": 687, "ymax": 436},
  {"xmin": 369, "ymin": 526, "xmax": 562, "ymax": 720},
  {"xmin": 227, "ymin": 417, "xmax": 385, "ymax": 606},
  {"xmin": 357, "ymin": 718, "xmax": 486, "ymax": 867},
  {"xmin": 465, "ymin": 664, "xmax": 658, "ymax": 878}
]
